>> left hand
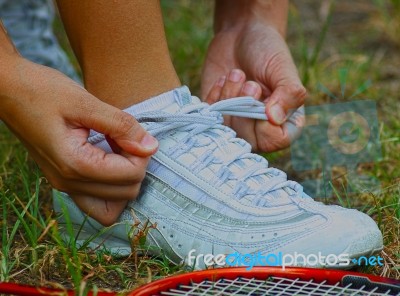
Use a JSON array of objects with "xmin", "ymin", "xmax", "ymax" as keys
[{"xmin": 202, "ymin": 22, "xmax": 307, "ymax": 152}]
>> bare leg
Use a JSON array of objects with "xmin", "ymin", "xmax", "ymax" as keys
[
  {"xmin": 56, "ymin": 0, "xmax": 181, "ymax": 225},
  {"xmin": 57, "ymin": 0, "xmax": 181, "ymax": 108}
]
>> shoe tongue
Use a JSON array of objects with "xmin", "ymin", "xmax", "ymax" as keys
[
  {"xmin": 163, "ymin": 85, "xmax": 201, "ymax": 114},
  {"xmin": 123, "ymin": 86, "xmax": 200, "ymax": 116},
  {"xmin": 174, "ymin": 85, "xmax": 193, "ymax": 107}
]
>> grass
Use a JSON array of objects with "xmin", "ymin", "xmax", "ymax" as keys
[{"xmin": 0, "ymin": 0, "xmax": 399, "ymax": 294}]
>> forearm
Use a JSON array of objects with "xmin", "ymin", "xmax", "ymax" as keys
[{"xmin": 214, "ymin": 0, "xmax": 288, "ymax": 36}]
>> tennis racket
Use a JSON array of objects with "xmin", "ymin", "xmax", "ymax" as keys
[
  {"xmin": 1, "ymin": 267, "xmax": 399, "ymax": 295},
  {"xmin": 132, "ymin": 267, "xmax": 400, "ymax": 296},
  {"xmin": 0, "ymin": 282, "xmax": 115, "ymax": 296}
]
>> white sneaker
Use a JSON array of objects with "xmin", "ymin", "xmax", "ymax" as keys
[{"xmin": 53, "ymin": 86, "xmax": 383, "ymax": 269}]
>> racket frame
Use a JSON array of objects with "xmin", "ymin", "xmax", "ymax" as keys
[{"xmin": 132, "ymin": 266, "xmax": 400, "ymax": 296}]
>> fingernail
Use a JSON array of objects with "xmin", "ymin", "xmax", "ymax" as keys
[
  {"xmin": 140, "ymin": 134, "xmax": 158, "ymax": 150},
  {"xmin": 243, "ymin": 82, "xmax": 258, "ymax": 96},
  {"xmin": 216, "ymin": 76, "xmax": 226, "ymax": 87},
  {"xmin": 229, "ymin": 69, "xmax": 242, "ymax": 83},
  {"xmin": 270, "ymin": 104, "xmax": 286, "ymax": 124}
]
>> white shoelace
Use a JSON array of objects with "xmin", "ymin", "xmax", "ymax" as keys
[{"xmin": 133, "ymin": 97, "xmax": 304, "ymax": 203}]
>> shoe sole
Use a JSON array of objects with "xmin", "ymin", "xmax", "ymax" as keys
[{"xmin": 58, "ymin": 218, "xmax": 383, "ymax": 269}]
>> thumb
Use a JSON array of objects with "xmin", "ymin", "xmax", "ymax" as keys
[
  {"xmin": 283, "ymin": 105, "xmax": 305, "ymax": 143},
  {"xmin": 79, "ymin": 99, "xmax": 158, "ymax": 157},
  {"xmin": 265, "ymin": 83, "xmax": 307, "ymax": 125}
]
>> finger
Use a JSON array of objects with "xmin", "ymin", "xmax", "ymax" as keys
[
  {"xmin": 255, "ymin": 122, "xmax": 291, "ymax": 152},
  {"xmin": 231, "ymin": 116, "xmax": 258, "ymax": 149},
  {"xmin": 62, "ymin": 181, "xmax": 143, "ymax": 201},
  {"xmin": 56, "ymin": 139, "xmax": 149, "ymax": 185},
  {"xmin": 240, "ymin": 81, "xmax": 262, "ymax": 100},
  {"xmin": 76, "ymin": 98, "xmax": 158, "ymax": 157},
  {"xmin": 71, "ymin": 196, "xmax": 128, "ymax": 226},
  {"xmin": 205, "ymin": 76, "xmax": 226, "ymax": 104},
  {"xmin": 105, "ymin": 135, "xmax": 122, "ymax": 154},
  {"xmin": 283, "ymin": 105, "xmax": 305, "ymax": 142},
  {"xmin": 220, "ymin": 69, "xmax": 246, "ymax": 99},
  {"xmin": 80, "ymin": 143, "xmax": 149, "ymax": 184},
  {"xmin": 265, "ymin": 83, "xmax": 307, "ymax": 125},
  {"xmin": 105, "ymin": 134, "xmax": 150, "ymax": 170}
]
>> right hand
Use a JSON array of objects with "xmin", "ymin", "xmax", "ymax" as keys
[
  {"xmin": 0, "ymin": 58, "xmax": 158, "ymax": 200},
  {"xmin": 202, "ymin": 21, "xmax": 307, "ymax": 153}
]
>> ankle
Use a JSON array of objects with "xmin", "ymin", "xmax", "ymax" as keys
[{"xmin": 83, "ymin": 56, "xmax": 181, "ymax": 109}]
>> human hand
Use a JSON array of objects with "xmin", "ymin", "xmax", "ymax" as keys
[
  {"xmin": 0, "ymin": 58, "xmax": 158, "ymax": 200},
  {"xmin": 202, "ymin": 19, "xmax": 306, "ymax": 152}
]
